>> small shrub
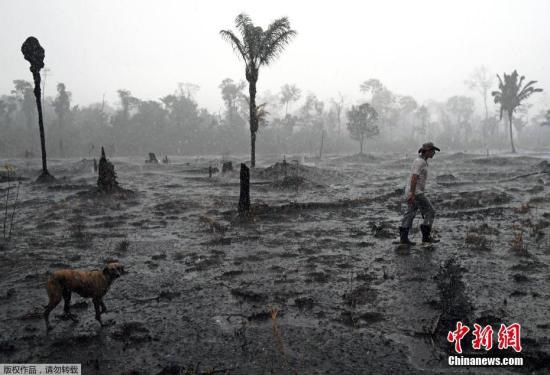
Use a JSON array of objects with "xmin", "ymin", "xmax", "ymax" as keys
[
  {"xmin": 510, "ymin": 226, "xmax": 528, "ymax": 256},
  {"xmin": 464, "ymin": 232, "xmax": 492, "ymax": 251},
  {"xmin": 115, "ymin": 239, "xmax": 130, "ymax": 254},
  {"xmin": 516, "ymin": 203, "xmax": 531, "ymax": 214}
]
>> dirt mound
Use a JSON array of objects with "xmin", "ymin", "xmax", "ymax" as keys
[
  {"xmin": 48, "ymin": 159, "xmax": 95, "ymax": 175},
  {"xmin": 254, "ymin": 162, "xmax": 347, "ymax": 185},
  {"xmin": 271, "ymin": 175, "xmax": 325, "ymax": 190},
  {"xmin": 436, "ymin": 174, "xmax": 458, "ymax": 182},
  {"xmin": 47, "ymin": 182, "xmax": 93, "ymax": 191},
  {"xmin": 71, "ymin": 186, "xmax": 136, "ymax": 200},
  {"xmin": 469, "ymin": 155, "xmax": 543, "ymax": 166},
  {"xmin": 439, "ymin": 152, "xmax": 479, "ymax": 160},
  {"xmin": 335, "ymin": 153, "xmax": 380, "ymax": 163},
  {"xmin": 0, "ymin": 171, "xmax": 27, "ymax": 183},
  {"xmin": 537, "ymin": 160, "xmax": 550, "ymax": 173},
  {"xmin": 444, "ymin": 190, "xmax": 513, "ymax": 209}
]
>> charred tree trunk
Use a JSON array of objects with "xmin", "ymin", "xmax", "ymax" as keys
[
  {"xmin": 508, "ymin": 112, "xmax": 516, "ymax": 154},
  {"xmin": 97, "ymin": 147, "xmax": 119, "ymax": 192},
  {"xmin": 319, "ymin": 130, "xmax": 324, "ymax": 159},
  {"xmin": 250, "ymin": 132, "xmax": 256, "ymax": 168},
  {"xmin": 21, "ymin": 37, "xmax": 53, "ymax": 183},
  {"xmin": 33, "ymin": 79, "xmax": 48, "ymax": 174},
  {"xmin": 238, "ymin": 163, "xmax": 250, "ymax": 217},
  {"xmin": 248, "ymin": 72, "xmax": 258, "ymax": 168}
]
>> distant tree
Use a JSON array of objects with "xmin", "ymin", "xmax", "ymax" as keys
[
  {"xmin": 111, "ymin": 89, "xmax": 140, "ymax": 154},
  {"xmin": 220, "ymin": 13, "xmax": 297, "ymax": 167},
  {"xmin": 398, "ymin": 96, "xmax": 418, "ymax": 114},
  {"xmin": 465, "ymin": 66, "xmax": 494, "ymax": 142},
  {"xmin": 11, "ymin": 80, "xmax": 33, "ymax": 101},
  {"xmin": 41, "ymin": 67, "xmax": 51, "ymax": 109},
  {"xmin": 446, "ymin": 96, "xmax": 475, "ymax": 145},
  {"xmin": 132, "ymin": 100, "xmax": 167, "ymax": 153},
  {"xmin": 53, "ymin": 83, "xmax": 71, "ymax": 156},
  {"xmin": 0, "ymin": 100, "xmax": 9, "ymax": 125},
  {"xmin": 415, "ymin": 105, "xmax": 429, "ymax": 140},
  {"xmin": 346, "ymin": 103, "xmax": 379, "ymax": 154},
  {"xmin": 0, "ymin": 97, "xmax": 17, "ymax": 130},
  {"xmin": 299, "ymin": 93, "xmax": 323, "ymax": 119},
  {"xmin": 11, "ymin": 80, "xmax": 37, "ymax": 135},
  {"xmin": 219, "ymin": 78, "xmax": 246, "ymax": 114},
  {"xmin": 330, "ymin": 92, "xmax": 344, "ymax": 135},
  {"xmin": 465, "ymin": 66, "xmax": 494, "ymax": 122},
  {"xmin": 177, "ymin": 82, "xmax": 200, "ymax": 99},
  {"xmin": 117, "ymin": 89, "xmax": 139, "ymax": 121},
  {"xmin": 512, "ymin": 103, "xmax": 531, "ymax": 139},
  {"xmin": 160, "ymin": 88, "xmax": 202, "ymax": 153},
  {"xmin": 397, "ymin": 95, "xmax": 418, "ymax": 132},
  {"xmin": 256, "ymin": 103, "xmax": 269, "ymax": 129},
  {"xmin": 540, "ymin": 110, "xmax": 550, "ymax": 127},
  {"xmin": 359, "ymin": 79, "xmax": 394, "ymax": 127},
  {"xmin": 280, "ymin": 84, "xmax": 301, "ymax": 117},
  {"xmin": 491, "ymin": 70, "xmax": 543, "ymax": 153}
]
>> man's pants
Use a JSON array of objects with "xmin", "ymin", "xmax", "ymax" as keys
[{"xmin": 400, "ymin": 193, "xmax": 435, "ymax": 229}]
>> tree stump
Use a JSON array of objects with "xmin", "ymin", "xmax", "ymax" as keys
[
  {"xmin": 238, "ymin": 163, "xmax": 250, "ymax": 216},
  {"xmin": 146, "ymin": 153, "xmax": 159, "ymax": 164},
  {"xmin": 97, "ymin": 147, "xmax": 118, "ymax": 192},
  {"xmin": 222, "ymin": 161, "xmax": 233, "ymax": 173}
]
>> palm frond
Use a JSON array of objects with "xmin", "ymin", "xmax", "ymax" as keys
[
  {"xmin": 518, "ymin": 87, "xmax": 543, "ymax": 102},
  {"xmin": 263, "ymin": 17, "xmax": 292, "ymax": 45},
  {"xmin": 235, "ymin": 13, "xmax": 253, "ymax": 36},
  {"xmin": 220, "ymin": 30, "xmax": 248, "ymax": 62},
  {"xmin": 260, "ymin": 30, "xmax": 297, "ymax": 65},
  {"xmin": 256, "ymin": 102, "xmax": 270, "ymax": 126},
  {"xmin": 257, "ymin": 17, "xmax": 296, "ymax": 65},
  {"xmin": 518, "ymin": 81, "xmax": 543, "ymax": 101},
  {"xmin": 517, "ymin": 75, "xmax": 526, "ymax": 90}
]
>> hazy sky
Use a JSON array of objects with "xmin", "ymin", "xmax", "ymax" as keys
[{"xmin": 1, "ymin": 0, "xmax": 549, "ymax": 114}]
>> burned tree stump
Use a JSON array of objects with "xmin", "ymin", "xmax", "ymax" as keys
[
  {"xmin": 146, "ymin": 153, "xmax": 159, "ymax": 164},
  {"xmin": 93, "ymin": 158, "xmax": 98, "ymax": 173},
  {"xmin": 238, "ymin": 163, "xmax": 250, "ymax": 216},
  {"xmin": 22, "ymin": 36, "xmax": 54, "ymax": 183},
  {"xmin": 97, "ymin": 147, "xmax": 118, "ymax": 192},
  {"xmin": 222, "ymin": 161, "xmax": 233, "ymax": 173},
  {"xmin": 209, "ymin": 165, "xmax": 213, "ymax": 178}
]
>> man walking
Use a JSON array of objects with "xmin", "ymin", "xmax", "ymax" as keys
[{"xmin": 399, "ymin": 142, "xmax": 440, "ymax": 245}]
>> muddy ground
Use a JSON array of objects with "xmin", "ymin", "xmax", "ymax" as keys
[{"xmin": 0, "ymin": 152, "xmax": 549, "ymax": 374}]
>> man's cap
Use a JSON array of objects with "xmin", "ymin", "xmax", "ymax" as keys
[{"xmin": 418, "ymin": 142, "xmax": 441, "ymax": 153}]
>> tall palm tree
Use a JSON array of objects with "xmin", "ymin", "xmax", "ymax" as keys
[
  {"xmin": 220, "ymin": 13, "xmax": 296, "ymax": 167},
  {"xmin": 491, "ymin": 70, "xmax": 542, "ymax": 153}
]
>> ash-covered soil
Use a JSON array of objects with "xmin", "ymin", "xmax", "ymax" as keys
[{"xmin": 1, "ymin": 152, "xmax": 549, "ymax": 374}]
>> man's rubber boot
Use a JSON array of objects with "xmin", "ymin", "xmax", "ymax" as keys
[
  {"xmin": 399, "ymin": 227, "xmax": 416, "ymax": 246},
  {"xmin": 420, "ymin": 224, "xmax": 439, "ymax": 243}
]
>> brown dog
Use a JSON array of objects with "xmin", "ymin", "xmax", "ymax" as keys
[{"xmin": 44, "ymin": 262, "xmax": 127, "ymax": 331}]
